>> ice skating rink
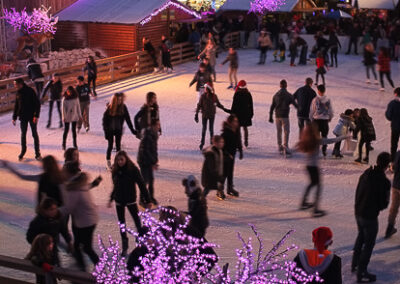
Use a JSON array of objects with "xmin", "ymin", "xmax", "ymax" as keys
[{"xmin": 0, "ymin": 49, "xmax": 399, "ymax": 283}]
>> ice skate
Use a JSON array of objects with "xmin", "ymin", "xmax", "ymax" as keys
[
  {"xmin": 35, "ymin": 155, "xmax": 42, "ymax": 161},
  {"xmin": 354, "ymin": 158, "xmax": 362, "ymax": 164},
  {"xmin": 379, "ymin": 88, "xmax": 385, "ymax": 92},
  {"xmin": 384, "ymin": 224, "xmax": 397, "ymax": 239},
  {"xmin": 312, "ymin": 209, "xmax": 326, "ymax": 218},
  {"xmin": 300, "ymin": 202, "xmax": 314, "ymax": 210},
  {"xmin": 357, "ymin": 271, "xmax": 376, "ymax": 283},
  {"xmin": 365, "ymin": 79, "xmax": 370, "ymax": 84},
  {"xmin": 374, "ymin": 80, "xmax": 379, "ymax": 85},
  {"xmin": 227, "ymin": 188, "xmax": 239, "ymax": 197},
  {"xmin": 46, "ymin": 122, "xmax": 51, "ymax": 128},
  {"xmin": 18, "ymin": 154, "xmax": 24, "ymax": 162},
  {"xmin": 216, "ymin": 191, "xmax": 226, "ymax": 201}
]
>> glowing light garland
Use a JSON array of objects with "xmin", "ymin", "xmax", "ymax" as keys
[
  {"xmin": 140, "ymin": 1, "xmax": 201, "ymax": 26},
  {"xmin": 95, "ymin": 207, "xmax": 323, "ymax": 283},
  {"xmin": 249, "ymin": 0, "xmax": 286, "ymax": 14},
  {"xmin": 2, "ymin": 6, "xmax": 58, "ymax": 34}
]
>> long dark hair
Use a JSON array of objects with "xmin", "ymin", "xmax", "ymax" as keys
[
  {"xmin": 296, "ymin": 123, "xmax": 321, "ymax": 154},
  {"xmin": 108, "ymin": 93, "xmax": 125, "ymax": 116},
  {"xmin": 63, "ymin": 86, "xmax": 78, "ymax": 100},
  {"xmin": 25, "ymin": 234, "xmax": 53, "ymax": 262},
  {"xmin": 111, "ymin": 151, "xmax": 136, "ymax": 176},
  {"xmin": 42, "ymin": 155, "xmax": 63, "ymax": 184}
]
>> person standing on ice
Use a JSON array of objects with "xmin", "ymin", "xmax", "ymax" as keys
[
  {"xmin": 257, "ymin": 29, "xmax": 272, "ymax": 65},
  {"xmin": 221, "ymin": 115, "xmax": 243, "ymax": 198},
  {"xmin": 61, "ymin": 86, "xmax": 81, "ymax": 151},
  {"xmin": 26, "ymin": 58, "xmax": 45, "ymax": 100},
  {"xmin": 142, "ymin": 37, "xmax": 159, "ymax": 73},
  {"xmin": 137, "ymin": 119, "xmax": 160, "ymax": 206},
  {"xmin": 269, "ymin": 79, "xmax": 297, "ymax": 155},
  {"xmin": 294, "ymin": 227, "xmax": 342, "ymax": 284},
  {"xmin": 83, "ymin": 56, "xmax": 97, "ymax": 96},
  {"xmin": 385, "ymin": 150, "xmax": 400, "ymax": 239},
  {"xmin": 332, "ymin": 109, "xmax": 355, "ymax": 159},
  {"xmin": 221, "ymin": 47, "xmax": 239, "ymax": 89},
  {"xmin": 12, "ymin": 78, "xmax": 41, "ymax": 161},
  {"xmin": 42, "ymin": 73, "xmax": 63, "ymax": 129},
  {"xmin": 353, "ymin": 109, "xmax": 376, "ymax": 164},
  {"xmin": 363, "ymin": 43, "xmax": 378, "ymax": 85},
  {"xmin": 198, "ymin": 39, "xmax": 217, "ymax": 82},
  {"xmin": 309, "ymin": 84, "xmax": 333, "ymax": 157},
  {"xmin": 109, "ymin": 151, "xmax": 152, "ymax": 256},
  {"xmin": 293, "ymin": 78, "xmax": 317, "ymax": 136},
  {"xmin": 315, "ymin": 52, "xmax": 328, "ymax": 86},
  {"xmin": 160, "ymin": 35, "xmax": 173, "ymax": 73},
  {"xmin": 189, "ymin": 63, "xmax": 212, "ymax": 101},
  {"xmin": 377, "ymin": 47, "xmax": 395, "ymax": 92},
  {"xmin": 296, "ymin": 123, "xmax": 349, "ymax": 217},
  {"xmin": 202, "ymin": 135, "xmax": 225, "ymax": 200},
  {"xmin": 134, "ymin": 92, "xmax": 161, "ymax": 139},
  {"xmin": 230, "ymin": 80, "xmax": 254, "ymax": 148},
  {"xmin": 103, "ymin": 93, "xmax": 137, "ymax": 169},
  {"xmin": 195, "ymin": 83, "xmax": 229, "ymax": 150},
  {"xmin": 385, "ymin": 88, "xmax": 400, "ymax": 162},
  {"xmin": 352, "ymin": 152, "xmax": 391, "ymax": 283},
  {"xmin": 76, "ymin": 76, "xmax": 94, "ymax": 133}
]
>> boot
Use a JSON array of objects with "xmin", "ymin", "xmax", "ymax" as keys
[
  {"xmin": 357, "ymin": 271, "xmax": 376, "ymax": 283},
  {"xmin": 313, "ymin": 208, "xmax": 326, "ymax": 218},
  {"xmin": 300, "ymin": 202, "xmax": 314, "ymax": 210},
  {"xmin": 216, "ymin": 191, "xmax": 226, "ymax": 201},
  {"xmin": 59, "ymin": 121, "xmax": 63, "ymax": 128},
  {"xmin": 384, "ymin": 224, "xmax": 397, "ymax": 239},
  {"xmin": 121, "ymin": 238, "xmax": 129, "ymax": 257},
  {"xmin": 62, "ymin": 141, "xmax": 66, "ymax": 151},
  {"xmin": 46, "ymin": 121, "xmax": 51, "ymax": 128},
  {"xmin": 227, "ymin": 188, "xmax": 239, "ymax": 197}
]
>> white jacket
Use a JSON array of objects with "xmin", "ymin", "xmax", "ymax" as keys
[
  {"xmin": 309, "ymin": 95, "xmax": 333, "ymax": 121},
  {"xmin": 62, "ymin": 97, "xmax": 82, "ymax": 123}
]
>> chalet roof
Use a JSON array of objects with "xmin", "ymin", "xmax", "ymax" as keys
[
  {"xmin": 355, "ymin": 0, "xmax": 399, "ymax": 10},
  {"xmin": 219, "ymin": 0, "xmax": 316, "ymax": 12},
  {"xmin": 56, "ymin": 0, "xmax": 201, "ymax": 25}
]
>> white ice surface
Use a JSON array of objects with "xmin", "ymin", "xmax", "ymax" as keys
[{"xmin": 0, "ymin": 49, "xmax": 399, "ymax": 283}]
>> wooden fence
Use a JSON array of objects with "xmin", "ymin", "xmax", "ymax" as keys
[
  {"xmin": 0, "ymin": 32, "xmax": 240, "ymax": 113},
  {"xmin": 0, "ymin": 254, "xmax": 95, "ymax": 284}
]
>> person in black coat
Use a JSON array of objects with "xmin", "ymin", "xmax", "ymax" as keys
[
  {"xmin": 137, "ymin": 119, "xmax": 160, "ymax": 205},
  {"xmin": 294, "ymin": 227, "xmax": 342, "ymax": 284},
  {"xmin": 354, "ymin": 109, "xmax": 376, "ymax": 164},
  {"xmin": 12, "ymin": 78, "xmax": 41, "ymax": 161},
  {"xmin": 363, "ymin": 43, "xmax": 378, "ymax": 84},
  {"xmin": 221, "ymin": 115, "xmax": 243, "ymax": 197},
  {"xmin": 346, "ymin": 23, "xmax": 361, "ymax": 55},
  {"xmin": 352, "ymin": 152, "xmax": 391, "ymax": 283},
  {"xmin": 42, "ymin": 73, "xmax": 63, "ymax": 128},
  {"xmin": 385, "ymin": 88, "xmax": 400, "ymax": 162},
  {"xmin": 103, "ymin": 93, "xmax": 137, "ymax": 167},
  {"xmin": 293, "ymin": 78, "xmax": 317, "ymax": 136},
  {"xmin": 230, "ymin": 80, "xmax": 254, "ymax": 147},
  {"xmin": 385, "ymin": 150, "xmax": 400, "ymax": 238},
  {"xmin": 26, "ymin": 58, "xmax": 45, "ymax": 99},
  {"xmin": 83, "ymin": 56, "xmax": 97, "ymax": 96},
  {"xmin": 328, "ymin": 31, "xmax": 341, "ymax": 68},
  {"xmin": 26, "ymin": 198, "xmax": 73, "ymax": 266},
  {"xmin": 109, "ymin": 151, "xmax": 152, "ymax": 256},
  {"xmin": 189, "ymin": 63, "xmax": 212, "ymax": 100},
  {"xmin": 160, "ymin": 35, "xmax": 173, "ymax": 72},
  {"xmin": 134, "ymin": 92, "xmax": 161, "ymax": 139},
  {"xmin": 182, "ymin": 175, "xmax": 209, "ymax": 238},
  {"xmin": 143, "ymin": 37, "xmax": 159, "ymax": 72}
]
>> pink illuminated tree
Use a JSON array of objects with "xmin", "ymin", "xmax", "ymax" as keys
[{"xmin": 249, "ymin": 0, "xmax": 286, "ymax": 13}]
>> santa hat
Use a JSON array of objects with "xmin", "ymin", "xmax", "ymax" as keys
[
  {"xmin": 235, "ymin": 80, "xmax": 247, "ymax": 91},
  {"xmin": 312, "ymin": 227, "xmax": 333, "ymax": 254}
]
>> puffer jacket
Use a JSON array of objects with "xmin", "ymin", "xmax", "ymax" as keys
[
  {"xmin": 333, "ymin": 114, "xmax": 355, "ymax": 136},
  {"xmin": 309, "ymin": 95, "xmax": 333, "ymax": 121}
]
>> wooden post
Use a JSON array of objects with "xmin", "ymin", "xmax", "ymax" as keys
[{"xmin": 110, "ymin": 59, "xmax": 114, "ymax": 81}]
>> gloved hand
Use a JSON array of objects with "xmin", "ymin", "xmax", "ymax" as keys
[
  {"xmin": 194, "ymin": 114, "xmax": 199, "ymax": 123},
  {"xmin": 269, "ymin": 117, "xmax": 274, "ymax": 123}
]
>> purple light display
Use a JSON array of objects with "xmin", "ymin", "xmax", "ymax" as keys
[{"xmin": 249, "ymin": 0, "xmax": 286, "ymax": 13}]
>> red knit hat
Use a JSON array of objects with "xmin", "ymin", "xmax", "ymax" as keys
[
  {"xmin": 312, "ymin": 227, "xmax": 333, "ymax": 254},
  {"xmin": 237, "ymin": 80, "xmax": 247, "ymax": 89}
]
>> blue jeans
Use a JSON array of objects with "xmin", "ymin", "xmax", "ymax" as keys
[{"xmin": 353, "ymin": 216, "xmax": 378, "ymax": 274}]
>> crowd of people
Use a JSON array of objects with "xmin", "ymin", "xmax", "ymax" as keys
[{"xmin": 3, "ymin": 11, "xmax": 400, "ymax": 284}]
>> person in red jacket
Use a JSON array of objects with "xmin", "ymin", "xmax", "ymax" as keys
[
  {"xmin": 315, "ymin": 52, "xmax": 328, "ymax": 86},
  {"xmin": 378, "ymin": 47, "xmax": 395, "ymax": 92}
]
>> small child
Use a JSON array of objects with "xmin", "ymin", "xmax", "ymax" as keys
[
  {"xmin": 221, "ymin": 47, "xmax": 239, "ymax": 89},
  {"xmin": 316, "ymin": 52, "xmax": 328, "ymax": 86},
  {"xmin": 354, "ymin": 108, "xmax": 376, "ymax": 164},
  {"xmin": 189, "ymin": 63, "xmax": 212, "ymax": 100},
  {"xmin": 332, "ymin": 109, "xmax": 355, "ymax": 158},
  {"xmin": 26, "ymin": 234, "xmax": 57, "ymax": 284},
  {"xmin": 273, "ymin": 38, "xmax": 286, "ymax": 62}
]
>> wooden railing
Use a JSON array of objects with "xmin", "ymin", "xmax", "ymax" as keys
[
  {"xmin": 0, "ymin": 41, "xmax": 196, "ymax": 113},
  {"xmin": 0, "ymin": 254, "xmax": 95, "ymax": 284},
  {"xmin": 224, "ymin": 31, "xmax": 240, "ymax": 48}
]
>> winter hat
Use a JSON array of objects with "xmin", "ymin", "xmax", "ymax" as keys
[
  {"xmin": 237, "ymin": 80, "xmax": 247, "ymax": 89},
  {"xmin": 204, "ymin": 83, "xmax": 213, "ymax": 92},
  {"xmin": 182, "ymin": 175, "xmax": 201, "ymax": 196},
  {"xmin": 312, "ymin": 227, "xmax": 333, "ymax": 254}
]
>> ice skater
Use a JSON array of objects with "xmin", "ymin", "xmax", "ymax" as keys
[
  {"xmin": 221, "ymin": 47, "xmax": 238, "ymax": 89},
  {"xmin": 83, "ymin": 55, "xmax": 97, "ymax": 96},
  {"xmin": 109, "ymin": 151, "xmax": 152, "ymax": 256},
  {"xmin": 102, "ymin": 93, "xmax": 137, "ymax": 168},
  {"xmin": 378, "ymin": 47, "xmax": 395, "ymax": 91},
  {"xmin": 354, "ymin": 109, "xmax": 376, "ymax": 164},
  {"xmin": 257, "ymin": 29, "xmax": 272, "ymax": 65},
  {"xmin": 160, "ymin": 35, "xmax": 173, "ymax": 73},
  {"xmin": 195, "ymin": 83, "xmax": 229, "ymax": 150},
  {"xmin": 332, "ymin": 109, "xmax": 355, "ymax": 158},
  {"xmin": 61, "ymin": 86, "xmax": 81, "ymax": 150},
  {"xmin": 363, "ymin": 43, "xmax": 378, "ymax": 85},
  {"xmin": 134, "ymin": 92, "xmax": 162, "ymax": 139},
  {"xmin": 198, "ymin": 39, "xmax": 217, "ymax": 81},
  {"xmin": 189, "ymin": 63, "xmax": 212, "ymax": 100},
  {"xmin": 315, "ymin": 52, "xmax": 328, "ymax": 86},
  {"xmin": 76, "ymin": 76, "xmax": 94, "ymax": 133},
  {"xmin": 42, "ymin": 73, "xmax": 63, "ymax": 128},
  {"xmin": 273, "ymin": 38, "xmax": 286, "ymax": 62}
]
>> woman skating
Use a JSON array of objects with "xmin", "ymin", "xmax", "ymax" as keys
[
  {"xmin": 198, "ymin": 39, "xmax": 217, "ymax": 82},
  {"xmin": 62, "ymin": 86, "xmax": 81, "ymax": 150},
  {"xmin": 315, "ymin": 52, "xmax": 328, "ymax": 86},
  {"xmin": 354, "ymin": 108, "xmax": 376, "ymax": 164},
  {"xmin": 378, "ymin": 47, "xmax": 395, "ymax": 91},
  {"xmin": 109, "ymin": 151, "xmax": 152, "ymax": 256},
  {"xmin": 221, "ymin": 115, "xmax": 243, "ymax": 197},
  {"xmin": 83, "ymin": 56, "xmax": 97, "ymax": 96},
  {"xmin": 103, "ymin": 93, "xmax": 137, "ymax": 168},
  {"xmin": 363, "ymin": 43, "xmax": 378, "ymax": 84},
  {"xmin": 134, "ymin": 92, "xmax": 161, "ymax": 138}
]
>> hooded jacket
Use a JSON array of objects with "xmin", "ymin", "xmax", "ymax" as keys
[
  {"xmin": 231, "ymin": 88, "xmax": 254, "ymax": 127},
  {"xmin": 309, "ymin": 95, "xmax": 333, "ymax": 121},
  {"xmin": 201, "ymin": 146, "xmax": 224, "ymax": 189},
  {"xmin": 385, "ymin": 97, "xmax": 400, "ymax": 131},
  {"xmin": 333, "ymin": 114, "xmax": 355, "ymax": 136},
  {"xmin": 355, "ymin": 166, "xmax": 391, "ymax": 219},
  {"xmin": 12, "ymin": 84, "xmax": 41, "ymax": 121},
  {"xmin": 63, "ymin": 172, "xmax": 98, "ymax": 228},
  {"xmin": 293, "ymin": 85, "xmax": 317, "ymax": 119},
  {"xmin": 110, "ymin": 163, "xmax": 150, "ymax": 205},
  {"xmin": 270, "ymin": 88, "xmax": 297, "ymax": 119}
]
